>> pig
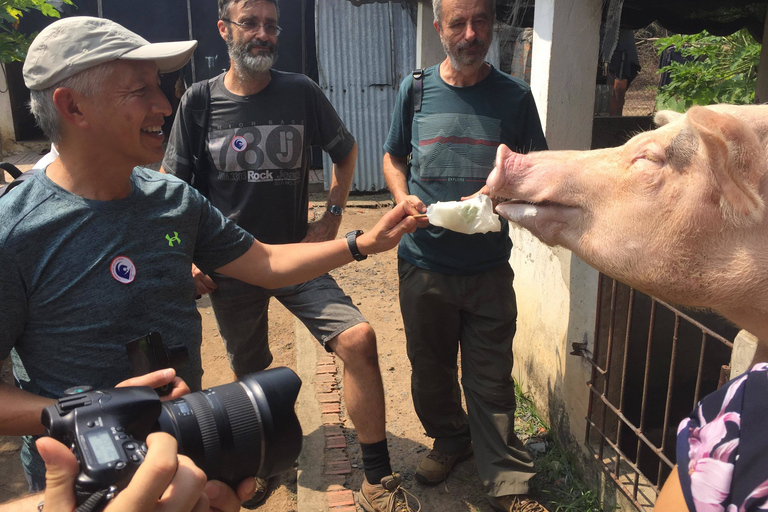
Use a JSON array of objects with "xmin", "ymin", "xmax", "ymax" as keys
[{"xmin": 486, "ymin": 104, "xmax": 768, "ymax": 345}]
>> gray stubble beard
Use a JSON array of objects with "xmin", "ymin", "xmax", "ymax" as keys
[
  {"xmin": 227, "ymin": 33, "xmax": 278, "ymax": 81},
  {"xmin": 441, "ymin": 33, "xmax": 491, "ymax": 72}
]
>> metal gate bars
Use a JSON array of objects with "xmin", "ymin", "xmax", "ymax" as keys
[{"xmin": 577, "ymin": 274, "xmax": 734, "ymax": 510}]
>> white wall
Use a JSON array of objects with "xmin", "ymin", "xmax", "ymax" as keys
[
  {"xmin": 0, "ymin": 64, "xmax": 16, "ymax": 155},
  {"xmin": 416, "ymin": 2, "xmax": 444, "ymax": 69}
]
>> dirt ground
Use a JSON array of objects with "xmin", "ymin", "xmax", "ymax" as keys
[{"xmin": 0, "ymin": 197, "xmax": 532, "ymax": 512}]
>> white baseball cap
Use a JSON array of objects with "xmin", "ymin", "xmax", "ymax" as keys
[{"xmin": 23, "ymin": 16, "xmax": 198, "ymax": 90}]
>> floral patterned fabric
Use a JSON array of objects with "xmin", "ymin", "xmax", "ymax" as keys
[{"xmin": 677, "ymin": 363, "xmax": 768, "ymax": 511}]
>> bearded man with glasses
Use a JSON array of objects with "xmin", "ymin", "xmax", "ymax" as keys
[{"xmin": 162, "ymin": 1, "xmax": 416, "ymax": 510}]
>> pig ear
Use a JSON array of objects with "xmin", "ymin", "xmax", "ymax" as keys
[
  {"xmin": 655, "ymin": 110, "xmax": 683, "ymax": 127},
  {"xmin": 686, "ymin": 105, "xmax": 766, "ymax": 223}
]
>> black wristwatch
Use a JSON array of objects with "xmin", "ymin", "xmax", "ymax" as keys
[
  {"xmin": 345, "ymin": 230, "xmax": 367, "ymax": 261},
  {"xmin": 327, "ymin": 204, "xmax": 343, "ymax": 216}
]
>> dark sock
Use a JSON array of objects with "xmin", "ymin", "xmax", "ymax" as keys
[{"xmin": 361, "ymin": 439, "xmax": 393, "ymax": 485}]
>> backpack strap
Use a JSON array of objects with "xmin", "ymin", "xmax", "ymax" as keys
[
  {"xmin": 0, "ymin": 162, "xmax": 33, "ymax": 199},
  {"xmin": 0, "ymin": 167, "xmax": 38, "ymax": 200},
  {"xmin": 185, "ymin": 78, "xmax": 213, "ymax": 197},
  {"xmin": 412, "ymin": 69, "xmax": 423, "ymax": 113}
]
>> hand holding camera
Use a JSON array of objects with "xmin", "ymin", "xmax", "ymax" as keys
[
  {"xmin": 115, "ymin": 368, "xmax": 191, "ymax": 401},
  {"xmin": 37, "ymin": 433, "xmax": 216, "ymax": 512},
  {"xmin": 40, "ymin": 368, "xmax": 303, "ymax": 511}
]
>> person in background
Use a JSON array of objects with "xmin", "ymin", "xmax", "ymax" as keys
[
  {"xmin": 382, "ymin": 0, "xmax": 548, "ymax": 510},
  {"xmin": 161, "ymin": 1, "xmax": 419, "ymax": 509}
]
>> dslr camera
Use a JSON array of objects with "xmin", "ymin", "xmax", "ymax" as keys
[{"xmin": 41, "ymin": 367, "xmax": 303, "ymax": 505}]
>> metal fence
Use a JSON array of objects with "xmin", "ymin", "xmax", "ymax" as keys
[{"xmin": 578, "ymin": 274, "xmax": 735, "ymax": 510}]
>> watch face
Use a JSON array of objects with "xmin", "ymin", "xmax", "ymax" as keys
[{"xmin": 328, "ymin": 205, "xmax": 343, "ymax": 216}]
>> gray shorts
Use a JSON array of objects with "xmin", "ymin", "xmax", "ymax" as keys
[{"xmin": 209, "ymin": 273, "xmax": 367, "ymax": 377}]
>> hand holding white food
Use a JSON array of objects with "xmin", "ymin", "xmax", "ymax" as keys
[{"xmin": 356, "ymin": 201, "xmax": 427, "ymax": 256}]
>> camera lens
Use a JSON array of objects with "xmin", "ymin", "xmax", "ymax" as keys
[{"xmin": 156, "ymin": 367, "xmax": 302, "ymax": 487}]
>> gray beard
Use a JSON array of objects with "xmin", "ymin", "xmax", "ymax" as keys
[
  {"xmin": 227, "ymin": 38, "xmax": 278, "ymax": 79},
  {"xmin": 441, "ymin": 37, "xmax": 490, "ymax": 71}
]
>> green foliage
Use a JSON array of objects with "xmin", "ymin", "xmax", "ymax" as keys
[
  {"xmin": 654, "ymin": 29, "xmax": 760, "ymax": 112},
  {"xmin": 0, "ymin": 0, "xmax": 74, "ymax": 63},
  {"xmin": 513, "ymin": 380, "xmax": 604, "ymax": 512}
]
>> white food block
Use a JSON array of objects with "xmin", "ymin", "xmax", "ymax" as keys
[{"xmin": 426, "ymin": 194, "xmax": 502, "ymax": 235}]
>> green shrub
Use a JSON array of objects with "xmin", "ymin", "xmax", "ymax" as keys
[
  {"xmin": 655, "ymin": 29, "xmax": 760, "ymax": 112},
  {"xmin": 0, "ymin": 0, "xmax": 74, "ymax": 63}
]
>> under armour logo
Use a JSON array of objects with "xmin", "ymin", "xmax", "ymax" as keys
[{"xmin": 166, "ymin": 232, "xmax": 181, "ymax": 247}]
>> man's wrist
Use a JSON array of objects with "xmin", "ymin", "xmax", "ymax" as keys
[
  {"xmin": 326, "ymin": 204, "xmax": 343, "ymax": 217},
  {"xmin": 345, "ymin": 230, "xmax": 368, "ymax": 261}
]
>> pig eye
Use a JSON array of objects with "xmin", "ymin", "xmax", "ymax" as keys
[
  {"xmin": 632, "ymin": 152, "xmax": 664, "ymax": 166},
  {"xmin": 644, "ymin": 154, "xmax": 663, "ymax": 164}
]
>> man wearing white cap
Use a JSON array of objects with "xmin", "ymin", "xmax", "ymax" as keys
[{"xmin": 0, "ymin": 15, "xmax": 422, "ymax": 510}]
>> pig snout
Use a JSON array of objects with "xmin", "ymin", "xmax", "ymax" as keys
[{"xmin": 486, "ymin": 144, "xmax": 532, "ymax": 199}]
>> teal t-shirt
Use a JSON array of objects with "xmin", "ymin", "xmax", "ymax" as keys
[
  {"xmin": 0, "ymin": 168, "xmax": 254, "ymax": 398},
  {"xmin": 383, "ymin": 65, "xmax": 547, "ymax": 274}
]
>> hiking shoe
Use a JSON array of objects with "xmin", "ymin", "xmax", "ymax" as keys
[
  {"xmin": 240, "ymin": 477, "xmax": 271, "ymax": 509},
  {"xmin": 415, "ymin": 443, "xmax": 473, "ymax": 485},
  {"xmin": 489, "ymin": 494, "xmax": 548, "ymax": 512},
  {"xmin": 358, "ymin": 473, "xmax": 421, "ymax": 512}
]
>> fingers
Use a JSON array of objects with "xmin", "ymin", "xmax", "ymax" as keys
[
  {"xmin": 194, "ymin": 274, "xmax": 217, "ymax": 295},
  {"xmin": 155, "ymin": 455, "xmax": 208, "ymax": 512},
  {"xmin": 405, "ymin": 195, "xmax": 426, "ymax": 212},
  {"xmin": 192, "ymin": 265, "xmax": 216, "ymax": 295},
  {"xmin": 394, "ymin": 201, "xmax": 429, "ymax": 229},
  {"xmin": 116, "ymin": 368, "xmax": 176, "ymax": 390},
  {"xmin": 236, "ymin": 476, "xmax": 258, "ymax": 501},
  {"xmin": 115, "ymin": 370, "xmax": 192, "ymax": 400},
  {"xmin": 37, "ymin": 437, "xmax": 80, "ymax": 512},
  {"xmin": 163, "ymin": 377, "xmax": 193, "ymax": 401},
  {"xmin": 108, "ymin": 433, "xmax": 180, "ymax": 511},
  {"xmin": 205, "ymin": 479, "xmax": 253, "ymax": 512}
]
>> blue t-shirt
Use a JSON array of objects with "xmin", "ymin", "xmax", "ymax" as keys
[
  {"xmin": 0, "ymin": 168, "xmax": 254, "ymax": 397},
  {"xmin": 383, "ymin": 65, "xmax": 547, "ymax": 274}
]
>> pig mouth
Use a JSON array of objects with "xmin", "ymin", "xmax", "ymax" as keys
[
  {"xmin": 493, "ymin": 197, "xmax": 573, "ymax": 210},
  {"xmin": 493, "ymin": 197, "xmax": 579, "ymax": 225},
  {"xmin": 499, "ymin": 199, "xmax": 565, "ymax": 207}
]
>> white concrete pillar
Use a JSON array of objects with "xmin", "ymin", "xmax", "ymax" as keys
[
  {"xmin": 509, "ymin": 0, "xmax": 602, "ymax": 451},
  {"xmin": 416, "ymin": 1, "xmax": 444, "ymax": 69},
  {"xmin": 530, "ymin": 0, "xmax": 602, "ymax": 150},
  {"xmin": 755, "ymin": 11, "xmax": 768, "ymax": 104},
  {"xmin": 0, "ymin": 64, "xmax": 16, "ymax": 157}
]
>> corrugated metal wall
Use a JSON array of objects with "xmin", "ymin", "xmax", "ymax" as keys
[{"xmin": 316, "ymin": 1, "xmax": 416, "ymax": 192}]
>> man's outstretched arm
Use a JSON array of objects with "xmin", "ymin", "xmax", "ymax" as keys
[{"xmin": 218, "ymin": 200, "xmax": 427, "ymax": 289}]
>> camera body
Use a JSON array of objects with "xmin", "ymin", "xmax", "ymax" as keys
[
  {"xmin": 42, "ymin": 368, "xmax": 303, "ymax": 504},
  {"xmin": 41, "ymin": 386, "xmax": 161, "ymax": 498}
]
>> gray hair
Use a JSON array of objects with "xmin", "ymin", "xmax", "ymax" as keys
[
  {"xmin": 218, "ymin": 0, "xmax": 279, "ymax": 20},
  {"xmin": 432, "ymin": 0, "xmax": 495, "ymax": 27},
  {"xmin": 29, "ymin": 61, "xmax": 117, "ymax": 144}
]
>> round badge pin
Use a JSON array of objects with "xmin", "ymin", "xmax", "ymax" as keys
[
  {"xmin": 110, "ymin": 256, "xmax": 136, "ymax": 284},
  {"xmin": 231, "ymin": 135, "xmax": 248, "ymax": 152}
]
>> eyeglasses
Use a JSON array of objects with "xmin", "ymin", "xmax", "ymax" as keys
[{"xmin": 221, "ymin": 18, "xmax": 281, "ymax": 36}]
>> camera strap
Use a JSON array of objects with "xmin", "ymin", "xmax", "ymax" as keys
[{"xmin": 75, "ymin": 485, "xmax": 117, "ymax": 512}]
